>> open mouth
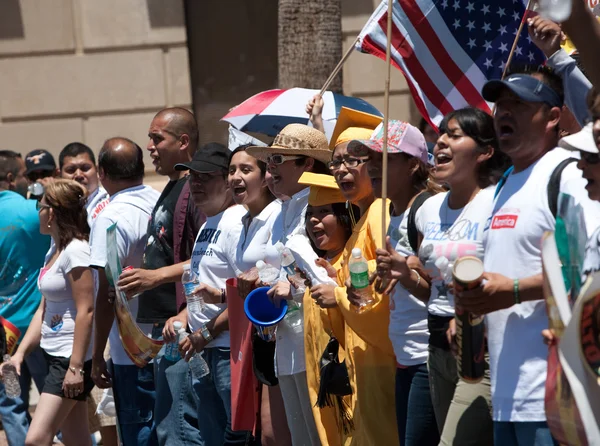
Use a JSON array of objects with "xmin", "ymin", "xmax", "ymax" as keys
[
  {"xmin": 435, "ymin": 152, "xmax": 452, "ymax": 166},
  {"xmin": 232, "ymin": 186, "xmax": 246, "ymax": 195},
  {"xmin": 498, "ymin": 123, "xmax": 515, "ymax": 138},
  {"xmin": 271, "ymin": 174, "xmax": 281, "ymax": 184},
  {"xmin": 338, "ymin": 181, "xmax": 354, "ymax": 191}
]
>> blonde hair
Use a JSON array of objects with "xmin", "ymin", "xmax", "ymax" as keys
[{"xmin": 44, "ymin": 179, "xmax": 89, "ymax": 249}]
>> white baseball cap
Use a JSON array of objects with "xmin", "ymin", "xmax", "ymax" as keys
[{"xmin": 559, "ymin": 123, "xmax": 598, "ymax": 154}]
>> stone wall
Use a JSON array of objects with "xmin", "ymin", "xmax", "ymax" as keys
[{"xmin": 0, "ymin": 0, "xmax": 191, "ymax": 190}]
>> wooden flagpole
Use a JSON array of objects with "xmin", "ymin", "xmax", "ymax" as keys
[
  {"xmin": 319, "ymin": 35, "xmax": 361, "ymax": 96},
  {"xmin": 501, "ymin": 0, "xmax": 534, "ymax": 79},
  {"xmin": 381, "ymin": 0, "xmax": 394, "ymax": 246}
]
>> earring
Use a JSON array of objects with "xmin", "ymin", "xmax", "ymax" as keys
[{"xmin": 47, "ymin": 223, "xmax": 51, "ymax": 228}]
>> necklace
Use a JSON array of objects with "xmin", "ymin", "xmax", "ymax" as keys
[{"xmin": 442, "ymin": 189, "xmax": 482, "ymax": 241}]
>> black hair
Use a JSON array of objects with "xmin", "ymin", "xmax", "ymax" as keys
[
  {"xmin": 439, "ymin": 107, "xmax": 512, "ymax": 187},
  {"xmin": 229, "ymin": 144, "xmax": 267, "ymax": 176},
  {"xmin": 306, "ymin": 201, "xmax": 360, "ymax": 258},
  {"xmin": 293, "ymin": 156, "xmax": 331, "ymax": 175},
  {"xmin": 98, "ymin": 138, "xmax": 145, "ymax": 182},
  {"xmin": 418, "ymin": 117, "xmax": 429, "ymax": 134},
  {"xmin": 507, "ymin": 64, "xmax": 565, "ymax": 105},
  {"xmin": 0, "ymin": 150, "xmax": 22, "ymax": 181},
  {"xmin": 59, "ymin": 142, "xmax": 96, "ymax": 169}
]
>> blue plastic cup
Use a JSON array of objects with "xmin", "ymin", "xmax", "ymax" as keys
[{"xmin": 244, "ymin": 287, "xmax": 288, "ymax": 342}]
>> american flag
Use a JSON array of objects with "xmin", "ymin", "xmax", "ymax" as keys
[{"xmin": 356, "ymin": 0, "xmax": 546, "ymax": 128}]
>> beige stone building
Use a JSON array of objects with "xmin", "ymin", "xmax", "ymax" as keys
[{"xmin": 0, "ymin": 0, "xmax": 416, "ymax": 191}]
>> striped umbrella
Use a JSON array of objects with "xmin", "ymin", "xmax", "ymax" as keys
[{"xmin": 222, "ymin": 88, "xmax": 383, "ymax": 141}]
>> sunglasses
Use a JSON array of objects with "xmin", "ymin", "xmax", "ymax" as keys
[
  {"xmin": 36, "ymin": 201, "xmax": 50, "ymax": 212},
  {"xmin": 327, "ymin": 157, "xmax": 367, "ymax": 172},
  {"xmin": 266, "ymin": 154, "xmax": 303, "ymax": 165},
  {"xmin": 580, "ymin": 150, "xmax": 600, "ymax": 165}
]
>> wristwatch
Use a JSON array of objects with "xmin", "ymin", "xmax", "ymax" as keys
[{"xmin": 199, "ymin": 324, "xmax": 214, "ymax": 343}]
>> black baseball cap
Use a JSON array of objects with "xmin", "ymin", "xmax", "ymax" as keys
[
  {"xmin": 174, "ymin": 142, "xmax": 230, "ymax": 173},
  {"xmin": 482, "ymin": 74, "xmax": 563, "ymax": 108},
  {"xmin": 25, "ymin": 149, "xmax": 57, "ymax": 175}
]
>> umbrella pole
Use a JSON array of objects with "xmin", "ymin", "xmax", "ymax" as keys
[
  {"xmin": 502, "ymin": 0, "xmax": 533, "ymax": 80},
  {"xmin": 381, "ymin": 0, "xmax": 394, "ymax": 247},
  {"xmin": 319, "ymin": 36, "xmax": 360, "ymax": 96}
]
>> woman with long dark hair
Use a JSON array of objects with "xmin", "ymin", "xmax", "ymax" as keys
[
  {"xmin": 415, "ymin": 107, "xmax": 509, "ymax": 445},
  {"xmin": 5, "ymin": 179, "xmax": 95, "ymax": 446}
]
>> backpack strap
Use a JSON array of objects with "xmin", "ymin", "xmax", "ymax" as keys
[
  {"xmin": 494, "ymin": 166, "xmax": 514, "ymax": 199},
  {"xmin": 548, "ymin": 158, "xmax": 577, "ymax": 218},
  {"xmin": 408, "ymin": 191, "xmax": 432, "ymax": 253}
]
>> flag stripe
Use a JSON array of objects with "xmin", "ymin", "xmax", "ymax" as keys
[
  {"xmin": 377, "ymin": 15, "xmax": 454, "ymax": 116},
  {"xmin": 398, "ymin": 0, "xmax": 489, "ymax": 111},
  {"xmin": 362, "ymin": 33, "xmax": 445, "ymax": 126}
]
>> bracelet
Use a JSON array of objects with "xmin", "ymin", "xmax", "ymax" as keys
[
  {"xmin": 410, "ymin": 269, "xmax": 421, "ymax": 289},
  {"xmin": 513, "ymin": 279, "xmax": 520, "ymax": 304},
  {"xmin": 220, "ymin": 288, "xmax": 226, "ymax": 304},
  {"xmin": 68, "ymin": 366, "xmax": 85, "ymax": 376}
]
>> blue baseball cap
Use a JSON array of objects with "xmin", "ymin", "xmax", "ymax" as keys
[{"xmin": 482, "ymin": 74, "xmax": 563, "ymax": 108}]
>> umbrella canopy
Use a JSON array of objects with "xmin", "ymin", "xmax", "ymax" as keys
[{"xmin": 222, "ymin": 88, "xmax": 383, "ymax": 141}]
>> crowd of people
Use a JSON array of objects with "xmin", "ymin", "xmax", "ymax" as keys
[{"xmin": 0, "ymin": 12, "xmax": 600, "ymax": 446}]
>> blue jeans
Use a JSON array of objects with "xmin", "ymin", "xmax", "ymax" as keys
[
  {"xmin": 494, "ymin": 421, "xmax": 559, "ymax": 446},
  {"xmin": 396, "ymin": 363, "xmax": 439, "ymax": 446},
  {"xmin": 152, "ymin": 325, "xmax": 203, "ymax": 446},
  {"xmin": 0, "ymin": 346, "xmax": 47, "ymax": 446},
  {"xmin": 191, "ymin": 347, "xmax": 250, "ymax": 446},
  {"xmin": 112, "ymin": 361, "xmax": 157, "ymax": 446}
]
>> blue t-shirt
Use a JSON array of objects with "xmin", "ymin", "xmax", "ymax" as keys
[{"xmin": 0, "ymin": 191, "xmax": 50, "ymax": 340}]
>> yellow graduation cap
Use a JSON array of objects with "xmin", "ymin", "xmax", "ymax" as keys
[
  {"xmin": 329, "ymin": 107, "xmax": 383, "ymax": 149},
  {"xmin": 298, "ymin": 172, "xmax": 346, "ymax": 206}
]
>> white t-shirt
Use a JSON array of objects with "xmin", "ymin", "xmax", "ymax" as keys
[
  {"xmin": 39, "ymin": 238, "xmax": 93, "ymax": 360},
  {"xmin": 484, "ymin": 148, "xmax": 600, "ymax": 422},
  {"xmin": 416, "ymin": 187, "xmax": 495, "ymax": 317},
  {"xmin": 189, "ymin": 205, "xmax": 246, "ymax": 348},
  {"xmin": 89, "ymin": 185, "xmax": 159, "ymax": 365},
  {"xmin": 231, "ymin": 199, "xmax": 282, "ymax": 275},
  {"xmin": 87, "ymin": 187, "xmax": 109, "ymax": 227},
  {"xmin": 387, "ymin": 210, "xmax": 429, "ymax": 366}
]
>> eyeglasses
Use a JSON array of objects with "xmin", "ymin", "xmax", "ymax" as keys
[
  {"xmin": 327, "ymin": 157, "xmax": 367, "ymax": 172},
  {"xmin": 36, "ymin": 201, "xmax": 50, "ymax": 212},
  {"xmin": 580, "ymin": 150, "xmax": 600, "ymax": 165},
  {"xmin": 265, "ymin": 154, "xmax": 303, "ymax": 165}
]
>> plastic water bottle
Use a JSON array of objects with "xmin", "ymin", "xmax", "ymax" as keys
[
  {"xmin": 348, "ymin": 248, "xmax": 375, "ymax": 312},
  {"xmin": 2, "ymin": 355, "xmax": 20, "ymax": 399},
  {"xmin": 256, "ymin": 260, "xmax": 280, "ymax": 284},
  {"xmin": 182, "ymin": 264, "xmax": 202, "ymax": 314},
  {"xmin": 164, "ymin": 321, "xmax": 183, "ymax": 362},
  {"xmin": 537, "ymin": 0, "xmax": 572, "ymax": 22},
  {"xmin": 278, "ymin": 245, "xmax": 298, "ymax": 277},
  {"xmin": 178, "ymin": 330, "xmax": 210, "ymax": 379}
]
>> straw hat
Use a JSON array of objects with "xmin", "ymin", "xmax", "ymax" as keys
[
  {"xmin": 246, "ymin": 124, "xmax": 332, "ymax": 164},
  {"xmin": 329, "ymin": 107, "xmax": 383, "ymax": 149},
  {"xmin": 298, "ymin": 172, "xmax": 346, "ymax": 206}
]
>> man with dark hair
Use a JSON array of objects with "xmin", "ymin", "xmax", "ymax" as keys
[
  {"xmin": 59, "ymin": 142, "xmax": 109, "ymax": 225},
  {"xmin": 89, "ymin": 137, "xmax": 160, "ymax": 446},
  {"xmin": 0, "ymin": 150, "xmax": 50, "ymax": 445},
  {"xmin": 115, "ymin": 108, "xmax": 205, "ymax": 444},
  {"xmin": 24, "ymin": 149, "xmax": 59, "ymax": 199},
  {"xmin": 456, "ymin": 71, "xmax": 600, "ymax": 445}
]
